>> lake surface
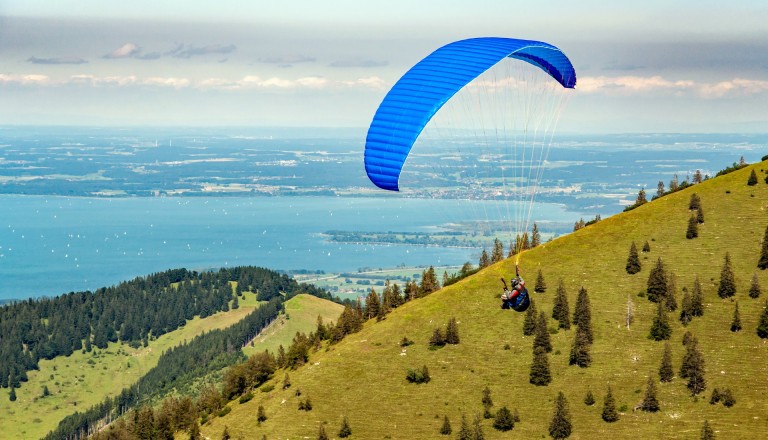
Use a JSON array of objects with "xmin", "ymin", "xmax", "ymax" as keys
[{"xmin": 0, "ymin": 195, "xmax": 584, "ymax": 300}]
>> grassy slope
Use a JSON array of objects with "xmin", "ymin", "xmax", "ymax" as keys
[
  {"xmin": 204, "ymin": 162, "xmax": 768, "ymax": 440},
  {"xmin": 3, "ymin": 290, "xmax": 261, "ymax": 440},
  {"xmin": 243, "ymin": 294, "xmax": 345, "ymax": 358}
]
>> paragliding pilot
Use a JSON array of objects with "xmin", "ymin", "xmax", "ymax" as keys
[{"xmin": 501, "ymin": 265, "xmax": 530, "ymax": 312}]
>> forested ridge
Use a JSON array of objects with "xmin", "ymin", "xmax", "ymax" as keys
[{"xmin": 0, "ymin": 266, "xmax": 332, "ymax": 394}]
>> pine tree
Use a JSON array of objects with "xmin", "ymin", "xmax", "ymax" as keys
[
  {"xmin": 748, "ymin": 169, "xmax": 758, "ymax": 185},
  {"xmin": 552, "ymin": 280, "xmax": 571, "ymax": 329},
  {"xmin": 689, "ymin": 193, "xmax": 701, "ymax": 210},
  {"xmin": 701, "ymin": 421, "xmax": 715, "ymax": 440},
  {"xmin": 429, "ymin": 328, "xmax": 446, "ymax": 347},
  {"xmin": 531, "ymin": 223, "xmax": 541, "ymax": 248},
  {"xmin": 573, "ymin": 287, "xmax": 593, "ymax": 343},
  {"xmin": 601, "ymin": 386, "xmax": 619, "ymax": 423},
  {"xmin": 523, "ymin": 299, "xmax": 538, "ymax": 336},
  {"xmin": 481, "ymin": 386, "xmax": 493, "ymax": 419},
  {"xmin": 696, "ymin": 206, "xmax": 705, "ymax": 224},
  {"xmin": 656, "ymin": 181, "xmax": 665, "ymax": 198},
  {"xmin": 749, "ymin": 272, "xmax": 762, "ymax": 298},
  {"xmin": 473, "ymin": 413, "xmax": 485, "ymax": 440},
  {"xmin": 283, "ymin": 373, "xmax": 291, "ymax": 389},
  {"xmin": 642, "ymin": 240, "xmax": 651, "ymax": 253},
  {"xmin": 686, "ymin": 215, "xmax": 699, "ymax": 239},
  {"xmin": 420, "ymin": 266, "xmax": 440, "ymax": 294},
  {"xmin": 680, "ymin": 288, "xmax": 693, "ymax": 326},
  {"xmin": 530, "ymin": 347, "xmax": 552, "ymax": 386},
  {"xmin": 635, "ymin": 188, "xmax": 648, "ymax": 206},
  {"xmin": 670, "ymin": 174, "xmax": 679, "ymax": 192},
  {"xmin": 759, "ymin": 225, "xmax": 768, "ymax": 270},
  {"xmin": 535, "ymin": 269, "xmax": 548, "ymax": 293},
  {"xmin": 457, "ymin": 414, "xmax": 472, "ymax": 440},
  {"xmin": 189, "ymin": 421, "xmax": 202, "ymax": 440},
  {"xmin": 730, "ymin": 302, "xmax": 742, "ymax": 332},
  {"xmin": 365, "ymin": 288, "xmax": 381, "ymax": 320},
  {"xmin": 534, "ymin": 311, "xmax": 553, "ymax": 353},
  {"xmin": 445, "ymin": 317, "xmax": 460, "ymax": 345},
  {"xmin": 665, "ymin": 273, "xmax": 678, "ymax": 312},
  {"xmin": 584, "ymin": 390, "xmax": 595, "ymax": 406},
  {"xmin": 257, "ymin": 405, "xmax": 267, "ymax": 422},
  {"xmin": 659, "ymin": 342, "xmax": 674, "ymax": 382},
  {"xmin": 317, "ymin": 424, "xmax": 329, "ymax": 440},
  {"xmin": 709, "ymin": 388, "xmax": 721, "ymax": 405},
  {"xmin": 569, "ymin": 326, "xmax": 591, "ymax": 368},
  {"xmin": 9, "ymin": 386, "xmax": 16, "ymax": 402},
  {"xmin": 647, "ymin": 258, "xmax": 668, "ymax": 303},
  {"xmin": 717, "ymin": 252, "xmax": 737, "ymax": 298},
  {"xmin": 439, "ymin": 415, "xmax": 452, "ymax": 435},
  {"xmin": 757, "ymin": 300, "xmax": 768, "ymax": 339},
  {"xmin": 339, "ymin": 416, "xmax": 352, "ymax": 438},
  {"xmin": 479, "ymin": 249, "xmax": 491, "ymax": 268},
  {"xmin": 493, "ymin": 406, "xmax": 515, "ymax": 431},
  {"xmin": 221, "ymin": 426, "xmax": 231, "ymax": 440},
  {"xmin": 649, "ymin": 301, "xmax": 672, "ymax": 341},
  {"xmin": 691, "ymin": 276, "xmax": 704, "ymax": 317},
  {"xmin": 680, "ymin": 337, "xmax": 706, "ymax": 395},
  {"xmin": 626, "ymin": 241, "xmax": 642, "ymax": 274},
  {"xmin": 491, "ymin": 238, "xmax": 504, "ymax": 263},
  {"xmin": 640, "ymin": 376, "xmax": 660, "ymax": 412},
  {"xmin": 549, "ymin": 392, "xmax": 572, "ymax": 439},
  {"xmin": 720, "ymin": 388, "xmax": 736, "ymax": 407}
]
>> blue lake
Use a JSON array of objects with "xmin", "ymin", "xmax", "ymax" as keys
[{"xmin": 0, "ymin": 195, "xmax": 584, "ymax": 300}]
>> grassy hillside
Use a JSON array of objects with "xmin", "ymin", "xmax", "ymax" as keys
[
  {"xmin": 202, "ymin": 161, "xmax": 768, "ymax": 440},
  {"xmin": 3, "ymin": 290, "xmax": 262, "ymax": 440},
  {"xmin": 244, "ymin": 294, "xmax": 345, "ymax": 357}
]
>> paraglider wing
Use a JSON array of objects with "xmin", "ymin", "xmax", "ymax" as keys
[{"xmin": 364, "ymin": 37, "xmax": 576, "ymax": 191}]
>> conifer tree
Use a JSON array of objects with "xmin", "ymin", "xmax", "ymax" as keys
[
  {"xmin": 531, "ymin": 223, "xmax": 541, "ymax": 248},
  {"xmin": 9, "ymin": 386, "xmax": 16, "ymax": 402},
  {"xmin": 626, "ymin": 241, "xmax": 642, "ymax": 274},
  {"xmin": 647, "ymin": 258, "xmax": 668, "ymax": 303},
  {"xmin": 523, "ymin": 299, "xmax": 538, "ymax": 336},
  {"xmin": 642, "ymin": 240, "xmax": 651, "ymax": 253},
  {"xmin": 709, "ymin": 388, "xmax": 721, "ymax": 405},
  {"xmin": 691, "ymin": 276, "xmax": 704, "ymax": 317},
  {"xmin": 534, "ymin": 311, "xmax": 553, "ymax": 353},
  {"xmin": 730, "ymin": 302, "xmax": 742, "ymax": 332},
  {"xmin": 530, "ymin": 347, "xmax": 552, "ymax": 386},
  {"xmin": 189, "ymin": 421, "xmax": 202, "ymax": 440},
  {"xmin": 635, "ymin": 188, "xmax": 648, "ymax": 206},
  {"xmin": 649, "ymin": 301, "xmax": 672, "ymax": 341},
  {"xmin": 701, "ymin": 420, "xmax": 715, "ymax": 440},
  {"xmin": 535, "ymin": 269, "xmax": 548, "ymax": 293},
  {"xmin": 421, "ymin": 266, "xmax": 440, "ymax": 294},
  {"xmin": 456, "ymin": 414, "xmax": 472, "ymax": 440},
  {"xmin": 689, "ymin": 193, "xmax": 701, "ymax": 210},
  {"xmin": 552, "ymin": 280, "xmax": 571, "ymax": 329},
  {"xmin": 493, "ymin": 406, "xmax": 515, "ymax": 431},
  {"xmin": 429, "ymin": 328, "xmax": 446, "ymax": 347},
  {"xmin": 680, "ymin": 289, "xmax": 693, "ymax": 326},
  {"xmin": 257, "ymin": 405, "xmax": 267, "ymax": 422},
  {"xmin": 317, "ymin": 424, "xmax": 329, "ymax": 440},
  {"xmin": 584, "ymin": 390, "xmax": 595, "ymax": 406},
  {"xmin": 221, "ymin": 426, "xmax": 231, "ymax": 440},
  {"xmin": 659, "ymin": 342, "xmax": 674, "ymax": 382},
  {"xmin": 439, "ymin": 415, "xmax": 452, "ymax": 435},
  {"xmin": 522, "ymin": 232, "xmax": 531, "ymax": 250},
  {"xmin": 720, "ymin": 388, "xmax": 736, "ymax": 407},
  {"xmin": 549, "ymin": 392, "xmax": 572, "ymax": 439},
  {"xmin": 757, "ymin": 300, "xmax": 768, "ymax": 339},
  {"xmin": 339, "ymin": 416, "xmax": 352, "ymax": 438},
  {"xmin": 640, "ymin": 376, "xmax": 660, "ymax": 412},
  {"xmin": 601, "ymin": 386, "xmax": 618, "ymax": 422},
  {"xmin": 573, "ymin": 287, "xmax": 593, "ymax": 343},
  {"xmin": 759, "ymin": 225, "xmax": 768, "ymax": 270},
  {"xmin": 670, "ymin": 174, "xmax": 679, "ymax": 191},
  {"xmin": 656, "ymin": 181, "xmax": 665, "ymax": 198},
  {"xmin": 686, "ymin": 215, "xmax": 699, "ymax": 239},
  {"xmin": 569, "ymin": 326, "xmax": 591, "ymax": 368},
  {"xmin": 696, "ymin": 206, "xmax": 705, "ymax": 224},
  {"xmin": 718, "ymin": 253, "xmax": 736, "ymax": 298},
  {"xmin": 365, "ymin": 288, "xmax": 381, "ymax": 320},
  {"xmin": 482, "ymin": 386, "xmax": 493, "ymax": 419},
  {"xmin": 748, "ymin": 169, "xmax": 758, "ymax": 185},
  {"xmin": 749, "ymin": 272, "xmax": 762, "ymax": 298},
  {"xmin": 665, "ymin": 273, "xmax": 678, "ymax": 312},
  {"xmin": 491, "ymin": 238, "xmax": 504, "ymax": 263},
  {"xmin": 445, "ymin": 317, "xmax": 460, "ymax": 345},
  {"xmin": 479, "ymin": 249, "xmax": 491, "ymax": 268},
  {"xmin": 473, "ymin": 414, "xmax": 485, "ymax": 440},
  {"xmin": 680, "ymin": 336, "xmax": 706, "ymax": 395}
]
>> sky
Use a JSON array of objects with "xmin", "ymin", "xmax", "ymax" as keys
[{"xmin": 1, "ymin": 1, "xmax": 767, "ymax": 132}]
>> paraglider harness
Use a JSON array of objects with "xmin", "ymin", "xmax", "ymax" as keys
[{"xmin": 501, "ymin": 266, "xmax": 530, "ymax": 312}]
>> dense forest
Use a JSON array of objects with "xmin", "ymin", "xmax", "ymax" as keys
[{"xmin": 0, "ymin": 266, "xmax": 332, "ymax": 395}]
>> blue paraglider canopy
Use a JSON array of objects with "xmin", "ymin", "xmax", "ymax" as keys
[{"xmin": 364, "ymin": 37, "xmax": 576, "ymax": 192}]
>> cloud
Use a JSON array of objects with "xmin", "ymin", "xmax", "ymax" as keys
[
  {"xmin": 0, "ymin": 74, "xmax": 50, "ymax": 85},
  {"xmin": 27, "ymin": 56, "xmax": 87, "ymax": 65},
  {"xmin": 258, "ymin": 55, "xmax": 316, "ymax": 67},
  {"xmin": 340, "ymin": 76, "xmax": 388, "ymax": 89},
  {"xmin": 698, "ymin": 78, "xmax": 768, "ymax": 98},
  {"xmin": 103, "ymin": 43, "xmax": 141, "ymax": 59},
  {"xmin": 329, "ymin": 58, "xmax": 388, "ymax": 68},
  {"xmin": 167, "ymin": 43, "xmax": 237, "ymax": 59},
  {"xmin": 576, "ymin": 75, "xmax": 768, "ymax": 98}
]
